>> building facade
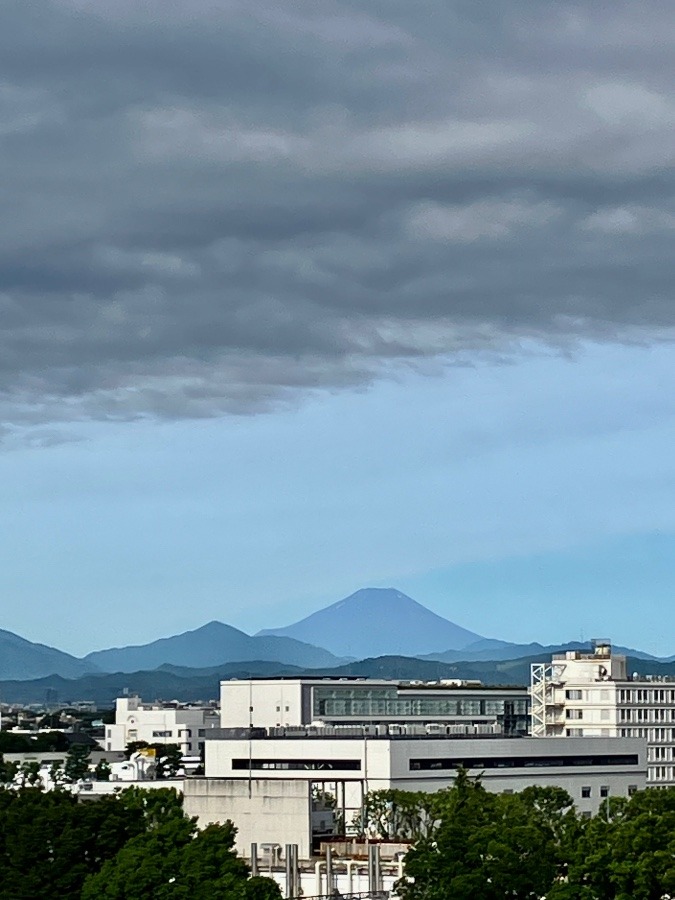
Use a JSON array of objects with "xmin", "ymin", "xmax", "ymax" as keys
[
  {"xmin": 220, "ymin": 677, "xmax": 530, "ymax": 736},
  {"xmin": 202, "ymin": 726, "xmax": 646, "ymax": 818},
  {"xmin": 106, "ymin": 697, "xmax": 220, "ymax": 756},
  {"xmin": 531, "ymin": 641, "xmax": 675, "ymax": 787}
]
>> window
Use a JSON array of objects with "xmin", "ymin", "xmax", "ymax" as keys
[
  {"xmin": 628, "ymin": 785, "xmax": 638, "ymax": 796},
  {"xmin": 409, "ymin": 753, "xmax": 639, "ymax": 771},
  {"xmin": 198, "ymin": 729, "xmax": 206, "ymax": 737},
  {"xmin": 581, "ymin": 787, "xmax": 591, "ymax": 798},
  {"xmin": 233, "ymin": 758, "xmax": 361, "ymax": 771},
  {"xmin": 600, "ymin": 786, "xmax": 609, "ymax": 798},
  {"xmin": 566, "ymin": 690, "xmax": 583, "ymax": 700},
  {"xmin": 152, "ymin": 730, "xmax": 172, "ymax": 738},
  {"xmin": 566, "ymin": 710, "xmax": 583, "ymax": 720}
]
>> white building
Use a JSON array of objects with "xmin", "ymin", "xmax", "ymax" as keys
[
  {"xmin": 200, "ymin": 726, "xmax": 646, "ymax": 818},
  {"xmin": 181, "ymin": 675, "xmax": 646, "ymax": 863},
  {"xmin": 220, "ymin": 677, "xmax": 530, "ymax": 735},
  {"xmin": 106, "ymin": 697, "xmax": 220, "ymax": 756},
  {"xmin": 531, "ymin": 640, "xmax": 675, "ymax": 787}
]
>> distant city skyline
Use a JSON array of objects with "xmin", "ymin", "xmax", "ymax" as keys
[{"xmin": 1, "ymin": 3, "xmax": 673, "ymax": 658}]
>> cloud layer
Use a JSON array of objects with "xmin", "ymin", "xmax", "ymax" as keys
[{"xmin": 1, "ymin": 0, "xmax": 674, "ymax": 426}]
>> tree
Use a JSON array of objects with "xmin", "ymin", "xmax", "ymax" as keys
[
  {"xmin": 550, "ymin": 789, "xmax": 675, "ymax": 900},
  {"xmin": 398, "ymin": 774, "xmax": 575, "ymax": 900},
  {"xmin": 355, "ymin": 788, "xmax": 437, "ymax": 841},
  {"xmin": 64, "ymin": 742, "xmax": 92, "ymax": 783},
  {"xmin": 95, "ymin": 758, "xmax": 112, "ymax": 781},
  {"xmin": 0, "ymin": 786, "xmax": 147, "ymax": 897},
  {"xmin": 155, "ymin": 744, "xmax": 183, "ymax": 779},
  {"xmin": 0, "ymin": 754, "xmax": 19, "ymax": 785},
  {"xmin": 81, "ymin": 814, "xmax": 280, "ymax": 900}
]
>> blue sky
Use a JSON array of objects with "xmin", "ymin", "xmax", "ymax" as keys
[
  {"xmin": 1, "ymin": 3, "xmax": 674, "ymax": 659},
  {"xmin": 2, "ymin": 340, "xmax": 674, "ymax": 657}
]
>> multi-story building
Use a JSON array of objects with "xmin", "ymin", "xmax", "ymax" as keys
[
  {"xmin": 220, "ymin": 677, "xmax": 530, "ymax": 736},
  {"xmin": 106, "ymin": 697, "xmax": 220, "ymax": 756},
  {"xmin": 191, "ymin": 726, "xmax": 645, "ymax": 827},
  {"xmin": 531, "ymin": 640, "xmax": 675, "ymax": 787}
]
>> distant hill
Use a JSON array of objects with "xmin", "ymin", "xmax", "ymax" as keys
[
  {"xmin": 83, "ymin": 621, "xmax": 344, "ymax": 673},
  {"xmin": 0, "ymin": 629, "xmax": 99, "ymax": 681},
  {"xmin": 257, "ymin": 587, "xmax": 485, "ymax": 658},
  {"xmin": 0, "ymin": 661, "xmax": 303, "ymax": 706},
  {"xmin": 423, "ymin": 639, "xmax": 662, "ymax": 664},
  {"xmin": 6, "ymin": 652, "xmax": 675, "ymax": 706}
]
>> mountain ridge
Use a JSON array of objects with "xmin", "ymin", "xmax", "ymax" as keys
[
  {"xmin": 0, "ymin": 629, "xmax": 100, "ymax": 681},
  {"xmin": 5, "ymin": 651, "xmax": 675, "ymax": 706},
  {"xmin": 83, "ymin": 620, "xmax": 344, "ymax": 673}
]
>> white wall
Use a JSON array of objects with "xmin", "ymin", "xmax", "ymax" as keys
[
  {"xmin": 108, "ymin": 698, "xmax": 218, "ymax": 754},
  {"xmin": 183, "ymin": 778, "xmax": 313, "ymax": 859},
  {"xmin": 220, "ymin": 681, "xmax": 304, "ymax": 729},
  {"xmin": 204, "ymin": 734, "xmax": 646, "ymax": 816}
]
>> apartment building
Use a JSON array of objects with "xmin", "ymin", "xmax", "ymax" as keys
[{"xmin": 531, "ymin": 640, "xmax": 675, "ymax": 786}]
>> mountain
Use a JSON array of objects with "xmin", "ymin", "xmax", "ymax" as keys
[
  {"xmin": 423, "ymin": 639, "xmax": 662, "ymax": 664},
  {"xmin": 83, "ymin": 621, "xmax": 344, "ymax": 673},
  {"xmin": 0, "ymin": 629, "xmax": 99, "ymax": 681},
  {"xmin": 256, "ymin": 587, "xmax": 485, "ymax": 658},
  {"xmin": 6, "ymin": 652, "xmax": 675, "ymax": 707}
]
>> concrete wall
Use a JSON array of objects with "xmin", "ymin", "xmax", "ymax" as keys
[
  {"xmin": 220, "ymin": 681, "xmax": 305, "ymax": 729},
  {"xmin": 184, "ymin": 777, "xmax": 313, "ymax": 859}
]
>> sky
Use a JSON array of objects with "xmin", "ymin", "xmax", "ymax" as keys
[{"xmin": 1, "ymin": 1, "xmax": 674, "ymax": 657}]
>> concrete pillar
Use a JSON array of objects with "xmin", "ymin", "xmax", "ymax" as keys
[
  {"xmin": 250, "ymin": 843, "xmax": 258, "ymax": 877},
  {"xmin": 326, "ymin": 845, "xmax": 333, "ymax": 895},
  {"xmin": 285, "ymin": 844, "xmax": 293, "ymax": 899},
  {"xmin": 368, "ymin": 843, "xmax": 381, "ymax": 894}
]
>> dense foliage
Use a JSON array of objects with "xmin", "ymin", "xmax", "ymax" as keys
[
  {"xmin": 388, "ymin": 774, "xmax": 675, "ymax": 900},
  {"xmin": 0, "ymin": 729, "xmax": 72, "ymax": 753},
  {"xmin": 0, "ymin": 785, "xmax": 281, "ymax": 900}
]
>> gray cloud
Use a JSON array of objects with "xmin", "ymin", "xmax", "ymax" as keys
[{"xmin": 1, "ymin": 0, "xmax": 674, "ymax": 428}]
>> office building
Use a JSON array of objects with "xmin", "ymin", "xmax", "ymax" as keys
[{"xmin": 531, "ymin": 640, "xmax": 675, "ymax": 786}]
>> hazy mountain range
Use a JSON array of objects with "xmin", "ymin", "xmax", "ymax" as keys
[
  {"xmin": 6, "ymin": 653, "xmax": 675, "ymax": 707},
  {"xmin": 1, "ymin": 587, "xmax": 671, "ymax": 693},
  {"xmin": 83, "ymin": 621, "xmax": 344, "ymax": 673}
]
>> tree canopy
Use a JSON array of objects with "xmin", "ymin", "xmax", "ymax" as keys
[
  {"xmin": 356, "ymin": 775, "xmax": 675, "ymax": 900},
  {"xmin": 0, "ymin": 783, "xmax": 280, "ymax": 900}
]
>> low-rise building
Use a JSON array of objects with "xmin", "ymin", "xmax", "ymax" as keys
[
  {"xmin": 105, "ymin": 697, "xmax": 220, "ymax": 756},
  {"xmin": 200, "ymin": 725, "xmax": 646, "ymax": 819}
]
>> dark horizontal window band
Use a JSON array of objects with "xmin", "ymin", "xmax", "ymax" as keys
[
  {"xmin": 410, "ymin": 754, "xmax": 639, "ymax": 771},
  {"xmin": 232, "ymin": 759, "xmax": 361, "ymax": 771}
]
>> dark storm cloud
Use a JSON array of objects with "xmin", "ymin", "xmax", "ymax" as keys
[{"xmin": 0, "ymin": 0, "xmax": 674, "ymax": 427}]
